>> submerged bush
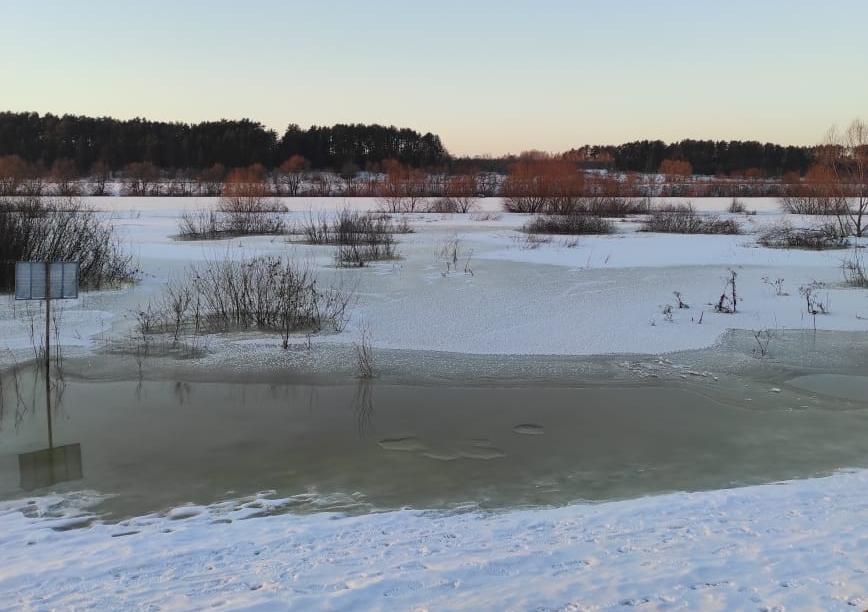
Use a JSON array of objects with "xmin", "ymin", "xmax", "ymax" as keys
[
  {"xmin": 335, "ymin": 241, "xmax": 397, "ymax": 267},
  {"xmin": 523, "ymin": 214, "xmax": 614, "ymax": 235},
  {"xmin": 641, "ymin": 204, "xmax": 740, "ymax": 234},
  {"xmin": 0, "ymin": 197, "xmax": 136, "ymax": 292},
  {"xmin": 758, "ymin": 223, "xmax": 848, "ymax": 250},
  {"xmin": 297, "ymin": 209, "xmax": 399, "ymax": 244},
  {"xmin": 294, "ymin": 209, "xmax": 403, "ymax": 266},
  {"xmin": 136, "ymin": 255, "xmax": 352, "ymax": 348},
  {"xmin": 178, "ymin": 198, "xmax": 287, "ymax": 240}
]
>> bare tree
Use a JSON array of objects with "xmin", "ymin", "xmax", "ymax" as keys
[
  {"xmin": 277, "ymin": 155, "xmax": 310, "ymax": 196},
  {"xmin": 89, "ymin": 161, "xmax": 111, "ymax": 196},
  {"xmin": 0, "ymin": 155, "xmax": 28, "ymax": 196},
  {"xmin": 429, "ymin": 174, "xmax": 479, "ymax": 212},
  {"xmin": 824, "ymin": 119, "xmax": 868, "ymax": 237},
  {"xmin": 123, "ymin": 161, "xmax": 160, "ymax": 196},
  {"xmin": 194, "ymin": 163, "xmax": 225, "ymax": 196},
  {"xmin": 50, "ymin": 158, "xmax": 80, "ymax": 196},
  {"xmin": 377, "ymin": 160, "xmax": 428, "ymax": 212}
]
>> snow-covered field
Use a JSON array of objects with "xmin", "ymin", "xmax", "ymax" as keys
[
  {"xmin": 2, "ymin": 196, "xmax": 868, "ymax": 609},
  {"xmin": 2, "ymin": 196, "xmax": 866, "ymax": 361},
  {"xmin": 2, "ymin": 470, "xmax": 867, "ymax": 610}
]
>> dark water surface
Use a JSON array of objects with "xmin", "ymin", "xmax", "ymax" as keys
[{"xmin": 2, "ymin": 366, "xmax": 868, "ymax": 520}]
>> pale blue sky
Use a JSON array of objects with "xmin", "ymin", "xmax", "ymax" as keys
[{"xmin": 2, "ymin": 0, "xmax": 866, "ymax": 155}]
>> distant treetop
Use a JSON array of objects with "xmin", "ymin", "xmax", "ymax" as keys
[{"xmin": 0, "ymin": 112, "xmax": 450, "ymax": 173}]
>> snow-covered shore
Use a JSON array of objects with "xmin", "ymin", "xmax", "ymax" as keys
[{"xmin": 2, "ymin": 470, "xmax": 867, "ymax": 610}]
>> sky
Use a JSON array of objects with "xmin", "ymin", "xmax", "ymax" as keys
[{"xmin": 1, "ymin": 0, "xmax": 867, "ymax": 156}]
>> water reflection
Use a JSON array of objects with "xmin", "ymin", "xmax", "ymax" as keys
[
  {"xmin": 19, "ymin": 443, "xmax": 83, "ymax": 491},
  {"xmin": 352, "ymin": 380, "xmax": 375, "ymax": 436},
  {"xmin": 0, "ymin": 366, "xmax": 83, "ymax": 491},
  {"xmin": 1, "ymin": 366, "xmax": 868, "ymax": 521}
]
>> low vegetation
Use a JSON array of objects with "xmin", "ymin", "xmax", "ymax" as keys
[
  {"xmin": 779, "ymin": 195, "xmax": 847, "ymax": 216},
  {"xmin": 438, "ymin": 237, "xmax": 474, "ymax": 275},
  {"xmin": 757, "ymin": 222, "xmax": 848, "ymax": 250},
  {"xmin": 523, "ymin": 214, "xmax": 615, "ymax": 235},
  {"xmin": 752, "ymin": 329, "xmax": 774, "ymax": 358},
  {"xmin": 799, "ymin": 282, "xmax": 829, "ymax": 316},
  {"xmin": 581, "ymin": 196, "xmax": 649, "ymax": 217},
  {"xmin": 843, "ymin": 249, "xmax": 867, "ymax": 288},
  {"xmin": 178, "ymin": 194, "xmax": 287, "ymax": 240},
  {"xmin": 728, "ymin": 198, "xmax": 747, "ymax": 213},
  {"xmin": 335, "ymin": 241, "xmax": 398, "ymax": 267},
  {"xmin": 519, "ymin": 234, "xmax": 552, "ymax": 249},
  {"xmin": 294, "ymin": 209, "xmax": 405, "ymax": 267},
  {"xmin": 353, "ymin": 328, "xmax": 376, "ymax": 378},
  {"xmin": 426, "ymin": 196, "xmax": 478, "ymax": 213},
  {"xmin": 135, "ymin": 255, "xmax": 352, "ymax": 350},
  {"xmin": 713, "ymin": 270, "xmax": 739, "ymax": 314},
  {"xmin": 0, "ymin": 196, "xmax": 135, "ymax": 292},
  {"xmin": 641, "ymin": 204, "xmax": 740, "ymax": 234},
  {"xmin": 504, "ymin": 195, "xmax": 646, "ymax": 217}
]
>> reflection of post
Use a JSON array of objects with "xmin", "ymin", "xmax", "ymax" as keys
[{"xmin": 44, "ymin": 261, "xmax": 52, "ymax": 450}]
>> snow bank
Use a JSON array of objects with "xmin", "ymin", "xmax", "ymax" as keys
[{"xmin": 1, "ymin": 470, "xmax": 866, "ymax": 610}]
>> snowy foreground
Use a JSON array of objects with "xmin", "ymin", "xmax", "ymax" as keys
[{"xmin": 1, "ymin": 470, "xmax": 867, "ymax": 610}]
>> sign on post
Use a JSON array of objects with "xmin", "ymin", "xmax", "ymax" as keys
[
  {"xmin": 15, "ymin": 261, "xmax": 79, "ymax": 301},
  {"xmin": 14, "ymin": 261, "xmax": 81, "ymax": 451}
]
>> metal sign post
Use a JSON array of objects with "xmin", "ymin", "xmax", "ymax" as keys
[
  {"xmin": 15, "ymin": 261, "xmax": 80, "ymax": 449},
  {"xmin": 44, "ymin": 263, "xmax": 51, "ymax": 448}
]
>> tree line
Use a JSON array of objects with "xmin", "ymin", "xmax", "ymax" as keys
[
  {"xmin": 0, "ymin": 112, "xmax": 450, "ymax": 173},
  {"xmin": 457, "ymin": 140, "xmax": 815, "ymax": 178},
  {"xmin": 0, "ymin": 110, "xmax": 824, "ymax": 178},
  {"xmin": 604, "ymin": 139, "xmax": 813, "ymax": 176}
]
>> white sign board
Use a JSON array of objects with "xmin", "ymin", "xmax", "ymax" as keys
[{"xmin": 15, "ymin": 262, "xmax": 80, "ymax": 300}]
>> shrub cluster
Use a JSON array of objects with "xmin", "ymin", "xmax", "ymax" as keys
[
  {"xmin": 758, "ymin": 223, "xmax": 848, "ymax": 250},
  {"xmin": 641, "ymin": 204, "xmax": 740, "ymax": 234},
  {"xmin": 523, "ymin": 214, "xmax": 615, "ymax": 235},
  {"xmin": 0, "ymin": 197, "xmax": 135, "ymax": 292},
  {"xmin": 779, "ymin": 196, "xmax": 848, "ymax": 216},
  {"xmin": 178, "ymin": 196, "xmax": 287, "ymax": 239},
  {"xmin": 843, "ymin": 250, "xmax": 867, "ymax": 287},
  {"xmin": 136, "ymin": 255, "xmax": 351, "ymax": 349},
  {"xmin": 426, "ymin": 195, "xmax": 478, "ymax": 213},
  {"xmin": 504, "ymin": 195, "xmax": 646, "ymax": 216},
  {"xmin": 295, "ymin": 209, "xmax": 404, "ymax": 267}
]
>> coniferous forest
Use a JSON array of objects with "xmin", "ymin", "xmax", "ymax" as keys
[
  {"xmin": 0, "ymin": 112, "xmax": 449, "ymax": 172},
  {"xmin": 0, "ymin": 110, "xmax": 817, "ymax": 177}
]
